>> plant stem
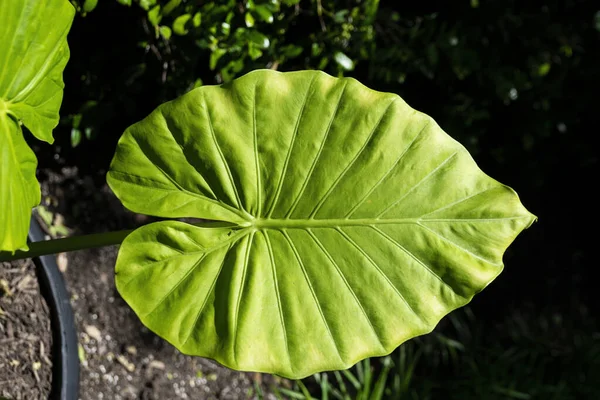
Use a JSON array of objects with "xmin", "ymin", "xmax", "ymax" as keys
[
  {"xmin": 0, "ymin": 219, "xmax": 239, "ymax": 263},
  {"xmin": 0, "ymin": 229, "xmax": 134, "ymax": 262}
]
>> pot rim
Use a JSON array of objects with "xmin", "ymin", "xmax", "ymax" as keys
[{"xmin": 29, "ymin": 216, "xmax": 79, "ymax": 400}]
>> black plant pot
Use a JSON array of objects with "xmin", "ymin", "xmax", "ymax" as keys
[{"xmin": 29, "ymin": 217, "xmax": 79, "ymax": 400}]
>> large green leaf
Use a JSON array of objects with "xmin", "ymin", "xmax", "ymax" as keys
[
  {"xmin": 0, "ymin": 0, "xmax": 75, "ymax": 251},
  {"xmin": 108, "ymin": 70, "xmax": 535, "ymax": 378}
]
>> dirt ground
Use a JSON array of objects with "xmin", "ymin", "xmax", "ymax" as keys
[
  {"xmin": 1, "ymin": 168, "xmax": 287, "ymax": 400},
  {"xmin": 0, "ymin": 259, "xmax": 53, "ymax": 400}
]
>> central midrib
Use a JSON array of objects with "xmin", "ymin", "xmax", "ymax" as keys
[{"xmin": 249, "ymin": 218, "xmax": 420, "ymax": 229}]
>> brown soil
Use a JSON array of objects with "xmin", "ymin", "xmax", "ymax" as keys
[{"xmin": 0, "ymin": 259, "xmax": 53, "ymax": 400}]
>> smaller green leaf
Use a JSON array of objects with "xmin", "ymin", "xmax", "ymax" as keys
[
  {"xmin": 71, "ymin": 128, "xmax": 82, "ymax": 148},
  {"xmin": 334, "ymin": 52, "xmax": 354, "ymax": 71},
  {"xmin": 245, "ymin": 12, "xmax": 255, "ymax": 27},
  {"xmin": 71, "ymin": 113, "xmax": 82, "ymax": 129},
  {"xmin": 84, "ymin": 127, "xmax": 94, "ymax": 140},
  {"xmin": 247, "ymin": 31, "xmax": 270, "ymax": 49},
  {"xmin": 369, "ymin": 366, "xmax": 391, "ymax": 400},
  {"xmin": 193, "ymin": 12, "xmax": 202, "ymax": 28},
  {"xmin": 220, "ymin": 65, "xmax": 234, "ymax": 82},
  {"xmin": 319, "ymin": 373, "xmax": 330, "ymax": 400},
  {"xmin": 537, "ymin": 63, "xmax": 551, "ymax": 77},
  {"xmin": 159, "ymin": 25, "xmax": 172, "ymax": 40},
  {"xmin": 221, "ymin": 22, "xmax": 231, "ymax": 36},
  {"xmin": 209, "ymin": 48, "xmax": 226, "ymax": 70},
  {"xmin": 311, "ymin": 43, "xmax": 323, "ymax": 57},
  {"xmin": 230, "ymin": 59, "xmax": 244, "ymax": 74},
  {"xmin": 343, "ymin": 369, "xmax": 361, "ymax": 390},
  {"xmin": 148, "ymin": 5, "xmax": 161, "ymax": 26},
  {"xmin": 318, "ymin": 57, "xmax": 329, "ymax": 69},
  {"xmin": 162, "ymin": 0, "xmax": 181, "ymax": 16},
  {"xmin": 560, "ymin": 45, "xmax": 573, "ymax": 57},
  {"xmin": 282, "ymin": 45, "xmax": 303, "ymax": 58},
  {"xmin": 195, "ymin": 39, "xmax": 210, "ymax": 49},
  {"xmin": 248, "ymin": 45, "xmax": 263, "ymax": 60},
  {"xmin": 297, "ymin": 381, "xmax": 315, "ymax": 400},
  {"xmin": 80, "ymin": 100, "xmax": 98, "ymax": 113},
  {"xmin": 594, "ymin": 11, "xmax": 600, "ymax": 32},
  {"xmin": 277, "ymin": 388, "xmax": 306, "ymax": 399},
  {"xmin": 334, "ymin": 10, "xmax": 349, "ymax": 23},
  {"xmin": 82, "ymin": 0, "xmax": 98, "ymax": 13},
  {"xmin": 220, "ymin": 59, "xmax": 245, "ymax": 82},
  {"xmin": 254, "ymin": 5, "xmax": 274, "ymax": 23},
  {"xmin": 116, "ymin": 0, "xmax": 132, "ymax": 6},
  {"xmin": 361, "ymin": 359, "xmax": 373, "ymax": 398},
  {"xmin": 191, "ymin": 78, "xmax": 203, "ymax": 89},
  {"xmin": 226, "ymin": 10, "xmax": 235, "ymax": 24},
  {"xmin": 139, "ymin": 0, "xmax": 156, "ymax": 11},
  {"xmin": 173, "ymin": 14, "xmax": 192, "ymax": 35},
  {"xmin": 78, "ymin": 344, "xmax": 86, "ymax": 363}
]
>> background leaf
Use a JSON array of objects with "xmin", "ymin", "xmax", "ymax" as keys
[
  {"xmin": 334, "ymin": 52, "xmax": 354, "ymax": 71},
  {"xmin": 82, "ymin": 0, "xmax": 98, "ymax": 13},
  {"xmin": 0, "ymin": 0, "xmax": 75, "ymax": 251},
  {"xmin": 173, "ymin": 13, "xmax": 192, "ymax": 36}
]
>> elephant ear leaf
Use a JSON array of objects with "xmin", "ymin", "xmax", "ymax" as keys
[
  {"xmin": 108, "ymin": 70, "xmax": 536, "ymax": 378},
  {"xmin": 0, "ymin": 0, "xmax": 75, "ymax": 252}
]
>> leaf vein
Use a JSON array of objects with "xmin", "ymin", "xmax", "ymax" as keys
[
  {"xmin": 417, "ymin": 222, "xmax": 501, "ymax": 266},
  {"xmin": 0, "ymin": 114, "xmax": 34, "ymax": 224},
  {"xmin": 264, "ymin": 231, "xmax": 293, "ymax": 373},
  {"xmin": 281, "ymin": 230, "xmax": 344, "ymax": 363},
  {"xmin": 0, "ymin": 2, "xmax": 26, "ymax": 92},
  {"xmin": 371, "ymin": 226, "xmax": 464, "ymax": 299},
  {"xmin": 180, "ymin": 232, "xmax": 207, "ymax": 250},
  {"xmin": 120, "ymin": 228, "xmax": 250, "ymax": 291},
  {"xmin": 202, "ymin": 90, "xmax": 245, "ymax": 212},
  {"xmin": 232, "ymin": 232, "xmax": 254, "ymax": 363},
  {"xmin": 307, "ymin": 229, "xmax": 385, "ymax": 350},
  {"xmin": 376, "ymin": 151, "xmax": 458, "ymax": 218},
  {"xmin": 335, "ymin": 227, "xmax": 422, "ymax": 323},
  {"xmin": 308, "ymin": 98, "xmax": 398, "ymax": 219},
  {"xmin": 181, "ymin": 244, "xmax": 231, "ymax": 347},
  {"xmin": 423, "ymin": 216, "xmax": 530, "ymax": 223},
  {"xmin": 18, "ymin": 86, "xmax": 62, "ymax": 112},
  {"xmin": 108, "ymin": 170, "xmax": 246, "ymax": 220},
  {"xmin": 12, "ymin": 23, "xmax": 71, "ymax": 104},
  {"xmin": 419, "ymin": 187, "xmax": 497, "ymax": 219},
  {"xmin": 265, "ymin": 74, "xmax": 318, "ymax": 217},
  {"xmin": 141, "ymin": 254, "xmax": 208, "ymax": 318},
  {"xmin": 120, "ymin": 250, "xmax": 205, "ymax": 292},
  {"xmin": 285, "ymin": 81, "xmax": 349, "ymax": 218},
  {"xmin": 157, "ymin": 112, "xmax": 218, "ymax": 200},
  {"xmin": 0, "ymin": 3, "xmax": 32, "ymax": 98},
  {"xmin": 253, "ymin": 83, "xmax": 262, "ymax": 216},
  {"xmin": 345, "ymin": 118, "xmax": 431, "ymax": 218},
  {"xmin": 155, "ymin": 242, "xmax": 186, "ymax": 255}
]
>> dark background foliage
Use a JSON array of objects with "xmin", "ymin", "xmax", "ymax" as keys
[{"xmin": 31, "ymin": 0, "xmax": 599, "ymax": 397}]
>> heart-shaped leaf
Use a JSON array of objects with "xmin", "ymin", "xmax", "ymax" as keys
[
  {"xmin": 108, "ymin": 70, "xmax": 535, "ymax": 378},
  {"xmin": 0, "ymin": 0, "xmax": 75, "ymax": 251}
]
